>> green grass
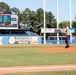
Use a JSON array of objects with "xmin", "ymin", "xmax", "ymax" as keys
[
  {"xmin": 0, "ymin": 44, "xmax": 76, "ymax": 47},
  {"xmin": 4, "ymin": 71, "xmax": 76, "ymax": 75},
  {"xmin": 0, "ymin": 47, "xmax": 76, "ymax": 66}
]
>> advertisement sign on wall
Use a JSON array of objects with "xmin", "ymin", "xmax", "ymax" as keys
[
  {"xmin": 61, "ymin": 28, "xmax": 75, "ymax": 33},
  {"xmin": 9, "ymin": 37, "xmax": 15, "ymax": 44},
  {"xmin": 31, "ymin": 37, "xmax": 38, "ymax": 44},
  {"xmin": 9, "ymin": 37, "xmax": 38, "ymax": 44},
  {"xmin": 15, "ymin": 37, "xmax": 31, "ymax": 44},
  {"xmin": 70, "ymin": 28, "xmax": 75, "ymax": 33},
  {"xmin": 0, "ymin": 37, "xmax": 2, "ymax": 45},
  {"xmin": 41, "ymin": 28, "xmax": 54, "ymax": 33}
]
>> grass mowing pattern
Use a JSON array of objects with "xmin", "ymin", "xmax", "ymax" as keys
[
  {"xmin": 0, "ymin": 48, "xmax": 76, "ymax": 66},
  {"xmin": 4, "ymin": 71, "xmax": 76, "ymax": 75}
]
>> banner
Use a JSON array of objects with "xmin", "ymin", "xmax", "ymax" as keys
[
  {"xmin": 9, "ymin": 37, "xmax": 15, "ymax": 44},
  {"xmin": 70, "ymin": 28, "xmax": 75, "ymax": 33},
  {"xmin": 61, "ymin": 28, "xmax": 75, "ymax": 33},
  {"xmin": 41, "ymin": 28, "xmax": 54, "ymax": 33},
  {"xmin": 9, "ymin": 37, "xmax": 38, "ymax": 44},
  {"xmin": 31, "ymin": 37, "xmax": 38, "ymax": 44},
  {"xmin": 0, "ymin": 37, "xmax": 2, "ymax": 45}
]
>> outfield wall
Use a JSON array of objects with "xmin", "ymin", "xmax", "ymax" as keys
[
  {"xmin": 0, "ymin": 36, "xmax": 76, "ymax": 45},
  {"xmin": 0, "ymin": 36, "xmax": 42, "ymax": 45}
]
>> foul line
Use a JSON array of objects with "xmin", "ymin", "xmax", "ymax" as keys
[{"xmin": 0, "ymin": 65, "xmax": 76, "ymax": 71}]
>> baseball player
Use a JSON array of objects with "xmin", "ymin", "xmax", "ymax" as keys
[{"xmin": 65, "ymin": 26, "xmax": 71, "ymax": 48}]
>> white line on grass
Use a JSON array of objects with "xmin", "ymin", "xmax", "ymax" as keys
[{"xmin": 0, "ymin": 65, "xmax": 76, "ymax": 71}]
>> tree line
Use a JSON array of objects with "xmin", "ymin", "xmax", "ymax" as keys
[{"xmin": 0, "ymin": 2, "xmax": 76, "ymax": 36}]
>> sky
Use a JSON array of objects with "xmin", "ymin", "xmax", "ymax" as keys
[{"xmin": 0, "ymin": 0, "xmax": 76, "ymax": 23}]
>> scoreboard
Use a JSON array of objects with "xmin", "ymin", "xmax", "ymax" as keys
[
  {"xmin": 0, "ymin": 14, "xmax": 11, "ymax": 23},
  {"xmin": 0, "ymin": 14, "xmax": 18, "ymax": 29}
]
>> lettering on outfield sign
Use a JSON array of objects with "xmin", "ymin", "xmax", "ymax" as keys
[
  {"xmin": 9, "ymin": 37, "xmax": 38, "ymax": 44},
  {"xmin": 0, "ymin": 37, "xmax": 2, "ymax": 45},
  {"xmin": 9, "ymin": 37, "xmax": 15, "ymax": 44},
  {"xmin": 41, "ymin": 28, "xmax": 54, "ymax": 33}
]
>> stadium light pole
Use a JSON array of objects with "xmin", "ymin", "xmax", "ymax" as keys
[
  {"xmin": 70, "ymin": 0, "xmax": 72, "ymax": 44},
  {"xmin": 70, "ymin": 0, "xmax": 72, "ymax": 28},
  {"xmin": 57, "ymin": 0, "xmax": 59, "ymax": 44},
  {"xmin": 43, "ymin": 0, "xmax": 46, "ymax": 44}
]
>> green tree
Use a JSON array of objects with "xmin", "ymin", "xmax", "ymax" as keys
[
  {"xmin": 21, "ymin": 8, "xmax": 43, "ymax": 35},
  {"xmin": 72, "ymin": 21, "xmax": 76, "ymax": 28},
  {"xmin": 22, "ymin": 8, "xmax": 31, "ymax": 24},
  {"xmin": 0, "ymin": 2, "xmax": 10, "ymax": 12},
  {"xmin": 10, "ymin": 7, "xmax": 20, "ymax": 14},
  {"xmin": 59, "ymin": 21, "xmax": 70, "ymax": 28},
  {"xmin": 36, "ymin": 8, "xmax": 44, "ymax": 25},
  {"xmin": 72, "ymin": 21, "xmax": 76, "ymax": 36},
  {"xmin": 72, "ymin": 15, "xmax": 76, "ymax": 36},
  {"xmin": 46, "ymin": 11, "xmax": 57, "ymax": 28},
  {"xmin": 72, "ymin": 15, "xmax": 76, "ymax": 29}
]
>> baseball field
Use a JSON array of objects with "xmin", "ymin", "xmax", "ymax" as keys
[{"xmin": 0, "ymin": 44, "xmax": 76, "ymax": 75}]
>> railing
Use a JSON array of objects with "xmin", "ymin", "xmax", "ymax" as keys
[{"xmin": 41, "ymin": 36, "xmax": 76, "ymax": 44}]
